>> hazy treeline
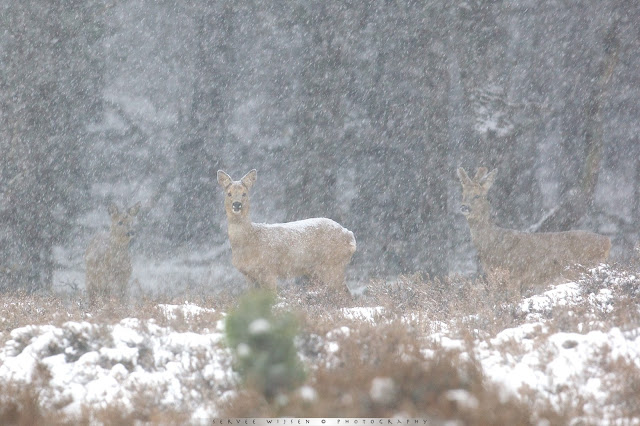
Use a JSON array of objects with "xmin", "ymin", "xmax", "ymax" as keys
[{"xmin": 1, "ymin": 0, "xmax": 639, "ymax": 291}]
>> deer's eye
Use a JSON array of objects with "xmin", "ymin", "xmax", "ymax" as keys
[
  {"xmin": 242, "ymin": 193, "xmax": 247, "ymax": 197},
  {"xmin": 227, "ymin": 192, "xmax": 232, "ymax": 197}
]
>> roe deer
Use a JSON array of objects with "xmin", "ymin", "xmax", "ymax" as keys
[
  {"xmin": 217, "ymin": 169, "xmax": 356, "ymax": 294},
  {"xmin": 85, "ymin": 202, "xmax": 141, "ymax": 304},
  {"xmin": 457, "ymin": 167, "xmax": 610, "ymax": 293}
]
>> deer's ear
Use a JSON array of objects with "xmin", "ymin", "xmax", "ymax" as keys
[
  {"xmin": 241, "ymin": 169, "xmax": 257, "ymax": 190},
  {"xmin": 128, "ymin": 202, "xmax": 141, "ymax": 217},
  {"xmin": 457, "ymin": 167, "xmax": 472, "ymax": 186},
  {"xmin": 480, "ymin": 169, "xmax": 497, "ymax": 190},
  {"xmin": 217, "ymin": 170, "xmax": 233, "ymax": 189},
  {"xmin": 108, "ymin": 203, "xmax": 120, "ymax": 218},
  {"xmin": 474, "ymin": 167, "xmax": 489, "ymax": 181}
]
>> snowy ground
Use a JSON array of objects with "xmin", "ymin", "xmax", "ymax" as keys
[
  {"xmin": 0, "ymin": 303, "xmax": 235, "ymax": 422},
  {"xmin": 1, "ymin": 265, "xmax": 639, "ymax": 423},
  {"xmin": 476, "ymin": 281, "xmax": 640, "ymax": 424}
]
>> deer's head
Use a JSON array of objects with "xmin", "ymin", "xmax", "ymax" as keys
[
  {"xmin": 457, "ymin": 167, "xmax": 496, "ymax": 223},
  {"xmin": 108, "ymin": 202, "xmax": 141, "ymax": 245},
  {"xmin": 217, "ymin": 169, "xmax": 256, "ymax": 221}
]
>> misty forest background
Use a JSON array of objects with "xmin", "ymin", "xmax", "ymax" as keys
[{"xmin": 1, "ymin": 0, "xmax": 640, "ymax": 293}]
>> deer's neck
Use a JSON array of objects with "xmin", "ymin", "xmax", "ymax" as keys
[
  {"xmin": 468, "ymin": 217, "xmax": 498, "ymax": 236},
  {"xmin": 466, "ymin": 212, "xmax": 500, "ymax": 249},
  {"xmin": 226, "ymin": 217, "xmax": 257, "ymax": 248},
  {"xmin": 107, "ymin": 233, "xmax": 131, "ymax": 264}
]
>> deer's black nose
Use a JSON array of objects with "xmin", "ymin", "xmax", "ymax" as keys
[{"xmin": 232, "ymin": 202, "xmax": 242, "ymax": 212}]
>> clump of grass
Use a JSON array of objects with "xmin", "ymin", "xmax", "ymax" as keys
[
  {"xmin": 540, "ymin": 264, "xmax": 640, "ymax": 334},
  {"xmin": 0, "ymin": 362, "xmax": 53, "ymax": 425},
  {"xmin": 0, "ymin": 381, "xmax": 46, "ymax": 426},
  {"xmin": 604, "ymin": 356, "xmax": 640, "ymax": 421},
  {"xmin": 0, "ymin": 292, "xmax": 84, "ymax": 338},
  {"xmin": 365, "ymin": 270, "xmax": 522, "ymax": 336},
  {"xmin": 0, "ymin": 288, "xmax": 232, "ymax": 340},
  {"xmin": 81, "ymin": 383, "xmax": 189, "ymax": 425}
]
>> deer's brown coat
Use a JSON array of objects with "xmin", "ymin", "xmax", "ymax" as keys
[
  {"xmin": 85, "ymin": 202, "xmax": 140, "ymax": 304},
  {"xmin": 217, "ymin": 170, "xmax": 356, "ymax": 293},
  {"xmin": 458, "ymin": 167, "xmax": 610, "ymax": 292}
]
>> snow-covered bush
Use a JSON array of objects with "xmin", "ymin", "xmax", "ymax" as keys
[{"xmin": 225, "ymin": 290, "xmax": 305, "ymax": 400}]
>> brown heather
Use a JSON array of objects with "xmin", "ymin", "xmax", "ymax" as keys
[
  {"xmin": 1, "ymin": 259, "xmax": 639, "ymax": 422},
  {"xmin": 223, "ymin": 318, "xmax": 542, "ymax": 424}
]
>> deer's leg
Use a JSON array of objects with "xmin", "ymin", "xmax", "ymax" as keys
[
  {"xmin": 86, "ymin": 273, "xmax": 97, "ymax": 306},
  {"xmin": 117, "ymin": 278, "xmax": 129, "ymax": 302},
  {"xmin": 260, "ymin": 274, "xmax": 278, "ymax": 294},
  {"xmin": 86, "ymin": 264, "xmax": 106, "ymax": 306},
  {"xmin": 317, "ymin": 266, "xmax": 350, "ymax": 297},
  {"xmin": 242, "ymin": 272, "xmax": 277, "ymax": 294}
]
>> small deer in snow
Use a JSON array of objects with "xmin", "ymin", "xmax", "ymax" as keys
[
  {"xmin": 458, "ymin": 167, "xmax": 610, "ymax": 293},
  {"xmin": 85, "ymin": 202, "xmax": 141, "ymax": 305},
  {"xmin": 217, "ymin": 169, "xmax": 356, "ymax": 295}
]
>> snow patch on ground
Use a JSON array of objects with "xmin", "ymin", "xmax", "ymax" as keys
[
  {"xmin": 431, "ymin": 267, "xmax": 640, "ymax": 424},
  {"xmin": 341, "ymin": 306, "xmax": 385, "ymax": 322},
  {"xmin": 0, "ymin": 305, "xmax": 235, "ymax": 422},
  {"xmin": 478, "ymin": 325, "xmax": 640, "ymax": 422},
  {"xmin": 158, "ymin": 302, "xmax": 218, "ymax": 320},
  {"xmin": 519, "ymin": 281, "xmax": 583, "ymax": 319}
]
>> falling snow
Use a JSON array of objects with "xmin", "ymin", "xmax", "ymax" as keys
[{"xmin": 1, "ymin": 1, "xmax": 640, "ymax": 422}]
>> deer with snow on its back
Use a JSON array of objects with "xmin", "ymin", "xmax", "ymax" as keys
[
  {"xmin": 458, "ymin": 167, "xmax": 611, "ymax": 293},
  {"xmin": 217, "ymin": 169, "xmax": 356, "ymax": 295},
  {"xmin": 85, "ymin": 202, "xmax": 141, "ymax": 305}
]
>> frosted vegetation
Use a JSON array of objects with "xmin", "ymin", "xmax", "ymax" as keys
[{"xmin": 1, "ymin": 265, "xmax": 639, "ymax": 423}]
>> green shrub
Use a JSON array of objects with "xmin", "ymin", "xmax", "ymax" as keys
[{"xmin": 225, "ymin": 290, "xmax": 305, "ymax": 400}]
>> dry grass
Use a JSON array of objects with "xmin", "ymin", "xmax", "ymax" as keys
[
  {"xmin": 0, "ymin": 289, "xmax": 234, "ymax": 343},
  {"xmin": 1, "ymin": 261, "xmax": 639, "ymax": 423},
  {"xmin": 254, "ymin": 264, "xmax": 638, "ymax": 421},
  {"xmin": 81, "ymin": 386, "xmax": 190, "ymax": 426},
  {"xmin": 222, "ymin": 318, "xmax": 545, "ymax": 424},
  {"xmin": 0, "ymin": 362, "xmax": 51, "ymax": 426},
  {"xmin": 0, "ymin": 382, "xmax": 46, "ymax": 426},
  {"xmin": 542, "ymin": 264, "xmax": 640, "ymax": 335},
  {"xmin": 0, "ymin": 289, "xmax": 229, "ymax": 425},
  {"xmin": 604, "ymin": 356, "xmax": 640, "ymax": 421},
  {"xmin": 361, "ymin": 270, "xmax": 523, "ymax": 337},
  {"xmin": 276, "ymin": 270, "xmax": 524, "ymax": 338},
  {"xmin": 1, "ymin": 292, "xmax": 83, "ymax": 335}
]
